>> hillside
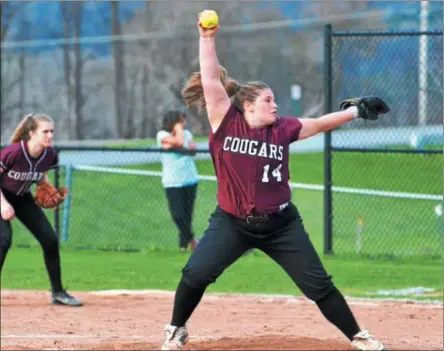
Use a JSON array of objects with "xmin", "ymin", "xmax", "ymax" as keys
[{"xmin": 2, "ymin": 1, "xmax": 442, "ymax": 46}]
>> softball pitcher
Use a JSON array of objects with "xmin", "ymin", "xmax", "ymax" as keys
[{"xmin": 160, "ymin": 13, "xmax": 389, "ymax": 351}]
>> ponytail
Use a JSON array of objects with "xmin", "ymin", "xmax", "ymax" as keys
[
  {"xmin": 9, "ymin": 113, "xmax": 53, "ymax": 144},
  {"xmin": 182, "ymin": 65, "xmax": 241, "ymax": 112}
]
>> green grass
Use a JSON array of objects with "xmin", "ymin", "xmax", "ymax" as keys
[
  {"xmin": 127, "ymin": 151, "xmax": 442, "ymax": 194},
  {"xmin": 1, "ymin": 247, "xmax": 442, "ymax": 301},
  {"xmin": 4, "ymin": 145, "xmax": 442, "ymax": 300},
  {"xmin": 112, "ymin": 151, "xmax": 442, "ymax": 258},
  {"xmin": 331, "ymin": 152, "xmax": 442, "ymax": 194},
  {"xmin": 11, "ymin": 150, "xmax": 442, "ymax": 259},
  {"xmin": 109, "ymin": 139, "xmax": 442, "ymax": 193},
  {"xmin": 332, "ymin": 193, "xmax": 443, "ymax": 259}
]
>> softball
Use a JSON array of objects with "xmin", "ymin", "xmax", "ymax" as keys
[{"xmin": 199, "ymin": 10, "xmax": 219, "ymax": 29}]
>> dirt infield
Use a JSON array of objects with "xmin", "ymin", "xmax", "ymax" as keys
[{"xmin": 1, "ymin": 289, "xmax": 442, "ymax": 350}]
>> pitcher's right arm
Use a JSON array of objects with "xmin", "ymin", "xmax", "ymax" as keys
[{"xmin": 198, "ymin": 21, "xmax": 231, "ymax": 133}]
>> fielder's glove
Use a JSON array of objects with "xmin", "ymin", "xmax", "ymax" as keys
[
  {"xmin": 339, "ymin": 96, "xmax": 390, "ymax": 121},
  {"xmin": 34, "ymin": 181, "xmax": 69, "ymax": 209}
]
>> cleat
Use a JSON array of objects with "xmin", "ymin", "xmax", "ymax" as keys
[
  {"xmin": 352, "ymin": 330, "xmax": 385, "ymax": 350},
  {"xmin": 161, "ymin": 324, "xmax": 189, "ymax": 350},
  {"xmin": 52, "ymin": 290, "xmax": 83, "ymax": 307}
]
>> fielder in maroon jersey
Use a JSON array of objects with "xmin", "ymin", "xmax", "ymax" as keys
[
  {"xmin": 0, "ymin": 114, "xmax": 82, "ymax": 307},
  {"xmin": 160, "ymin": 17, "xmax": 388, "ymax": 351}
]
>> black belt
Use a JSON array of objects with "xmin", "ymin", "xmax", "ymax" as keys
[
  {"xmin": 244, "ymin": 203, "xmax": 290, "ymax": 224},
  {"xmin": 246, "ymin": 214, "xmax": 269, "ymax": 224}
]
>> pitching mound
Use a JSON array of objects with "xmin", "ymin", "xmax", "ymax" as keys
[{"xmin": 1, "ymin": 290, "xmax": 442, "ymax": 350}]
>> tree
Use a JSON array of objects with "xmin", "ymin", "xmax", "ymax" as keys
[
  {"xmin": 1, "ymin": 2, "xmax": 30, "ymax": 131},
  {"xmin": 60, "ymin": 1, "xmax": 74, "ymax": 138},
  {"xmin": 59, "ymin": 2, "xmax": 81, "ymax": 138},
  {"xmin": 117, "ymin": 1, "xmax": 387, "ymax": 136},
  {"xmin": 1, "ymin": 2, "xmax": 27, "ymax": 42},
  {"xmin": 121, "ymin": 1, "xmax": 286, "ymax": 135},
  {"xmin": 58, "ymin": 1, "xmax": 88, "ymax": 139},
  {"xmin": 17, "ymin": 19, "xmax": 32, "ymax": 124},
  {"xmin": 111, "ymin": 1, "xmax": 128, "ymax": 138},
  {"xmin": 72, "ymin": 2, "xmax": 85, "ymax": 139}
]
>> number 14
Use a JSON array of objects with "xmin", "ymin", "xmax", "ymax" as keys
[{"xmin": 261, "ymin": 164, "xmax": 282, "ymax": 183}]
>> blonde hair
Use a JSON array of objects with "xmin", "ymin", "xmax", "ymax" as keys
[
  {"xmin": 10, "ymin": 113, "xmax": 54, "ymax": 144},
  {"xmin": 182, "ymin": 65, "xmax": 270, "ymax": 113}
]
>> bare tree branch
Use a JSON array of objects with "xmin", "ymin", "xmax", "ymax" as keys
[{"xmin": 1, "ymin": 2, "xmax": 28, "ymax": 42}]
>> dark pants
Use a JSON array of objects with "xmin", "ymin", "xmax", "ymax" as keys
[
  {"xmin": 171, "ymin": 202, "xmax": 361, "ymax": 340},
  {"xmin": 165, "ymin": 183, "xmax": 198, "ymax": 249},
  {"xmin": 182, "ymin": 202, "xmax": 333, "ymax": 301},
  {"xmin": 0, "ymin": 190, "xmax": 63, "ymax": 292}
]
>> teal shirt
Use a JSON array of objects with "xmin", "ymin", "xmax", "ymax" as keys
[{"xmin": 156, "ymin": 129, "xmax": 199, "ymax": 188}]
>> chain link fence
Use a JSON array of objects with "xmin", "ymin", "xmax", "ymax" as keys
[
  {"xmin": 4, "ymin": 19, "xmax": 443, "ymax": 259},
  {"xmin": 2, "ymin": 1, "xmax": 393, "ymax": 142},
  {"xmin": 1, "ymin": 26, "xmax": 325, "ymax": 141},
  {"xmin": 324, "ymin": 27, "xmax": 443, "ymax": 260},
  {"xmin": 9, "ymin": 147, "xmax": 217, "ymax": 251}
]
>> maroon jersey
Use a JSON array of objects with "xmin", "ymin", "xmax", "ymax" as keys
[
  {"xmin": 209, "ymin": 104, "xmax": 302, "ymax": 219},
  {"xmin": 0, "ymin": 140, "xmax": 58, "ymax": 196}
]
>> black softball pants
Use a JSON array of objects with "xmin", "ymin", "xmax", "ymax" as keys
[
  {"xmin": 170, "ymin": 202, "xmax": 361, "ymax": 340},
  {"xmin": 165, "ymin": 183, "xmax": 197, "ymax": 249},
  {"xmin": 0, "ymin": 190, "xmax": 63, "ymax": 293},
  {"xmin": 181, "ymin": 202, "xmax": 333, "ymax": 299}
]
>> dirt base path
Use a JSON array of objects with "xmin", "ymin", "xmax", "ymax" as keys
[{"xmin": 1, "ymin": 290, "xmax": 442, "ymax": 350}]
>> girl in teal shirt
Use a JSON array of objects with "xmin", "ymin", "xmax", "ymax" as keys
[{"xmin": 156, "ymin": 111, "xmax": 199, "ymax": 252}]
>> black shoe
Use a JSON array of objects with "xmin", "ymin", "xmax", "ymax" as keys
[{"xmin": 52, "ymin": 290, "xmax": 83, "ymax": 307}]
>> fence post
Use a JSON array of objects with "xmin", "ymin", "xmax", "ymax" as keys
[
  {"xmin": 54, "ymin": 148, "xmax": 60, "ymax": 240},
  {"xmin": 62, "ymin": 165, "xmax": 74, "ymax": 243},
  {"xmin": 323, "ymin": 24, "xmax": 333, "ymax": 255}
]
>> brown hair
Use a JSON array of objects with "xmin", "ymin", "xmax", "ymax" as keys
[
  {"xmin": 10, "ymin": 113, "xmax": 54, "ymax": 144},
  {"xmin": 162, "ymin": 110, "xmax": 186, "ymax": 133},
  {"xmin": 182, "ymin": 65, "xmax": 270, "ymax": 113}
]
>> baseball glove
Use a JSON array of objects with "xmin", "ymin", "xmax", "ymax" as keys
[
  {"xmin": 34, "ymin": 182, "xmax": 69, "ymax": 209},
  {"xmin": 339, "ymin": 96, "xmax": 390, "ymax": 120}
]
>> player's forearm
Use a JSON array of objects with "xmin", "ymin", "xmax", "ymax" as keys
[
  {"xmin": 162, "ymin": 125, "xmax": 185, "ymax": 148},
  {"xmin": 173, "ymin": 125, "xmax": 185, "ymax": 146},
  {"xmin": 161, "ymin": 137, "xmax": 184, "ymax": 148},
  {"xmin": 0, "ymin": 189, "xmax": 8, "ymax": 206},
  {"xmin": 315, "ymin": 107, "xmax": 358, "ymax": 133},
  {"xmin": 199, "ymin": 37, "xmax": 220, "ymax": 83}
]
